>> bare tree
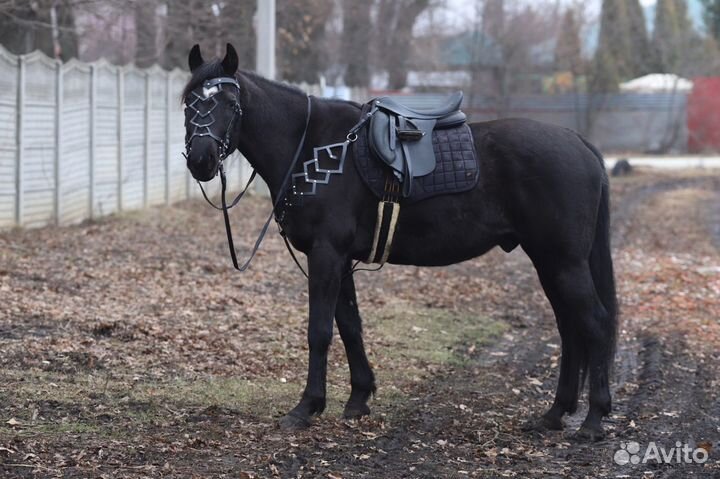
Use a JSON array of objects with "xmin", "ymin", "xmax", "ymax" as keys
[
  {"xmin": 134, "ymin": 0, "xmax": 157, "ymax": 67},
  {"xmin": 0, "ymin": 0, "xmax": 78, "ymax": 59},
  {"xmin": 161, "ymin": 0, "xmax": 255, "ymax": 70},
  {"xmin": 467, "ymin": 0, "xmax": 560, "ymax": 117},
  {"xmin": 376, "ymin": 0, "xmax": 432, "ymax": 90},
  {"xmin": 341, "ymin": 0, "xmax": 371, "ymax": 87},
  {"xmin": 277, "ymin": 0, "xmax": 335, "ymax": 83}
]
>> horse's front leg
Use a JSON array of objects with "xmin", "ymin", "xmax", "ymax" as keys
[
  {"xmin": 279, "ymin": 243, "xmax": 343, "ymax": 430},
  {"xmin": 335, "ymin": 271, "xmax": 376, "ymax": 419}
]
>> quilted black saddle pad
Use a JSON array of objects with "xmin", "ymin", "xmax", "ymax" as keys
[{"xmin": 353, "ymin": 109, "xmax": 480, "ymax": 204}]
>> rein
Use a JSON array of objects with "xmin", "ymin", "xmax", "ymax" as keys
[{"xmin": 199, "ymin": 95, "xmax": 313, "ymax": 274}]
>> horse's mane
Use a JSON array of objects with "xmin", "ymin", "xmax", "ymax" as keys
[{"xmin": 181, "ymin": 60, "xmax": 306, "ymax": 103}]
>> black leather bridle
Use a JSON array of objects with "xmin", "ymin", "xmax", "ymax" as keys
[
  {"xmin": 183, "ymin": 76, "xmax": 312, "ymax": 275},
  {"xmin": 184, "ymin": 76, "xmax": 243, "ymax": 160}
]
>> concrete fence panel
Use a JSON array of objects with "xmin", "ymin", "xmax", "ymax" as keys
[
  {"xmin": 21, "ymin": 52, "xmax": 57, "ymax": 228},
  {"xmin": 93, "ymin": 61, "xmax": 121, "ymax": 218},
  {"xmin": 0, "ymin": 47, "xmax": 18, "ymax": 227},
  {"xmin": 60, "ymin": 60, "xmax": 91, "ymax": 225},
  {"xmin": 120, "ymin": 67, "xmax": 148, "ymax": 213},
  {"xmin": 168, "ymin": 70, "xmax": 189, "ymax": 203}
]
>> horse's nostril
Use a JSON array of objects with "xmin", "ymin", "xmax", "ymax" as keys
[{"xmin": 186, "ymin": 154, "xmax": 218, "ymax": 182}]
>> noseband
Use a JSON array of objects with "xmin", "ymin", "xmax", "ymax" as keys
[{"xmin": 184, "ymin": 76, "xmax": 242, "ymax": 161}]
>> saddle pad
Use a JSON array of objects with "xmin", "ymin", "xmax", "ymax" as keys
[{"xmin": 353, "ymin": 111, "xmax": 480, "ymax": 204}]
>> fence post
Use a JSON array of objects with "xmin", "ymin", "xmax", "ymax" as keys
[
  {"xmin": 143, "ymin": 72, "xmax": 150, "ymax": 208},
  {"xmin": 54, "ymin": 60, "xmax": 63, "ymax": 225},
  {"xmin": 165, "ymin": 73, "xmax": 171, "ymax": 205},
  {"xmin": 14, "ymin": 55, "xmax": 24, "ymax": 227},
  {"xmin": 117, "ymin": 69, "xmax": 124, "ymax": 212},
  {"xmin": 89, "ymin": 64, "xmax": 97, "ymax": 219}
]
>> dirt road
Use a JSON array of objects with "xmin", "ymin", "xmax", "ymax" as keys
[{"xmin": 1, "ymin": 169, "xmax": 719, "ymax": 478}]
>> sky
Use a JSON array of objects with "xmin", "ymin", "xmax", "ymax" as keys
[
  {"xmin": 413, "ymin": 0, "xmax": 707, "ymax": 60},
  {"xmin": 434, "ymin": 0, "xmax": 698, "ymax": 31}
]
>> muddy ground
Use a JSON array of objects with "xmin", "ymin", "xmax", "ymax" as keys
[{"xmin": 1, "ymin": 169, "xmax": 719, "ymax": 478}]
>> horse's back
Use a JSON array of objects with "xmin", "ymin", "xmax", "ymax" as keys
[
  {"xmin": 472, "ymin": 117, "xmax": 603, "ymax": 176},
  {"xmin": 472, "ymin": 117, "xmax": 606, "ymax": 255}
]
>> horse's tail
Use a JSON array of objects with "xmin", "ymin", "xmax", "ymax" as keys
[{"xmin": 582, "ymin": 137, "xmax": 618, "ymax": 376}]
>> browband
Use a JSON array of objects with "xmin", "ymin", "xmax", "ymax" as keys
[{"xmin": 203, "ymin": 77, "xmax": 240, "ymax": 90}]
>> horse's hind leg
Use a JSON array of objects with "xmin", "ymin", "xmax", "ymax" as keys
[
  {"xmin": 335, "ymin": 272, "xmax": 376, "ymax": 419},
  {"xmin": 529, "ymin": 258, "xmax": 613, "ymax": 440},
  {"xmin": 523, "ymin": 312, "xmax": 581, "ymax": 432}
]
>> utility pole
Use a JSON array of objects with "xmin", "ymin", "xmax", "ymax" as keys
[
  {"xmin": 256, "ymin": 0, "xmax": 276, "ymax": 80},
  {"xmin": 254, "ymin": 0, "xmax": 276, "ymax": 195}
]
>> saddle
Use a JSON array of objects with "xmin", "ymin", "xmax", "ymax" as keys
[
  {"xmin": 367, "ymin": 92, "xmax": 467, "ymax": 197},
  {"xmin": 353, "ymin": 92, "xmax": 479, "ymax": 204}
]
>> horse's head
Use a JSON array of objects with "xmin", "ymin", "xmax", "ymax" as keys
[{"xmin": 183, "ymin": 43, "xmax": 241, "ymax": 182}]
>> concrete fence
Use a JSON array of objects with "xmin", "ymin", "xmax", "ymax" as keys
[
  {"xmin": 0, "ymin": 47, "xmax": 194, "ymax": 229},
  {"xmin": 0, "ymin": 47, "xmax": 367, "ymax": 230}
]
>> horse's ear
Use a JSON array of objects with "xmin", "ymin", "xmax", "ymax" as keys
[
  {"xmin": 188, "ymin": 44, "xmax": 204, "ymax": 72},
  {"xmin": 222, "ymin": 43, "xmax": 239, "ymax": 75}
]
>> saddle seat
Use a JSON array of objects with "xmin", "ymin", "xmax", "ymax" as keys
[
  {"xmin": 373, "ymin": 91, "xmax": 464, "ymax": 119},
  {"xmin": 367, "ymin": 91, "xmax": 467, "ymax": 197}
]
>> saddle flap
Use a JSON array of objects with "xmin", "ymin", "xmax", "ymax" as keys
[
  {"xmin": 369, "ymin": 111, "xmax": 396, "ymax": 166},
  {"xmin": 369, "ymin": 113, "xmax": 437, "ymax": 180},
  {"xmin": 401, "ymin": 118, "xmax": 437, "ymax": 177}
]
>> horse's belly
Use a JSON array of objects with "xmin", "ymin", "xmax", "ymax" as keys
[{"xmin": 386, "ymin": 224, "xmax": 502, "ymax": 266}]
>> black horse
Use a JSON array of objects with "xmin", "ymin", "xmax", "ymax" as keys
[{"xmin": 182, "ymin": 44, "xmax": 618, "ymax": 441}]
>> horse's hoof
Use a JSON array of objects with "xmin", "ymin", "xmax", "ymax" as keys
[
  {"xmin": 574, "ymin": 424, "xmax": 606, "ymax": 442},
  {"xmin": 343, "ymin": 402, "xmax": 371, "ymax": 420},
  {"xmin": 278, "ymin": 412, "xmax": 312, "ymax": 430},
  {"xmin": 521, "ymin": 414, "xmax": 564, "ymax": 433}
]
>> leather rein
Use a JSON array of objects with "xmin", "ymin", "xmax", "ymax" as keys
[{"xmin": 184, "ymin": 76, "xmax": 312, "ymax": 276}]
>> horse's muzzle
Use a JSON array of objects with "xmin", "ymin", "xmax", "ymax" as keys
[{"xmin": 186, "ymin": 142, "xmax": 219, "ymax": 182}]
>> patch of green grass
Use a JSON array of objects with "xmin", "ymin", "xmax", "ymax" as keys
[
  {"xmin": 0, "ymin": 408, "xmax": 125, "ymax": 439},
  {"xmin": 134, "ymin": 377, "xmax": 301, "ymax": 417},
  {"xmin": 369, "ymin": 301, "xmax": 506, "ymax": 366},
  {"xmin": 0, "ymin": 368, "xmax": 310, "ymax": 425}
]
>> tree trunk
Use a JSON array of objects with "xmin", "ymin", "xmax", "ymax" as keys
[
  {"xmin": 341, "ymin": 0, "xmax": 371, "ymax": 87},
  {"xmin": 0, "ymin": 0, "xmax": 77, "ymax": 58},
  {"xmin": 135, "ymin": 0, "xmax": 157, "ymax": 67},
  {"xmin": 380, "ymin": 0, "xmax": 430, "ymax": 90}
]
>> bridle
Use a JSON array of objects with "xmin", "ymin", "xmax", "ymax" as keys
[
  {"xmin": 183, "ymin": 76, "xmax": 257, "ymax": 212},
  {"xmin": 184, "ymin": 76, "xmax": 243, "ymax": 161},
  {"xmin": 183, "ymin": 75, "xmax": 313, "ymax": 276}
]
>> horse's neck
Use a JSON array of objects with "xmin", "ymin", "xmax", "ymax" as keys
[{"xmin": 235, "ymin": 74, "xmax": 309, "ymax": 198}]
